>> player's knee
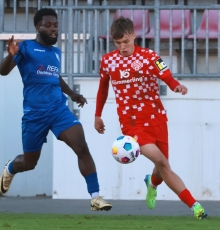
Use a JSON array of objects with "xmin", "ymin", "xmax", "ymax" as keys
[
  {"xmin": 155, "ymin": 157, "xmax": 169, "ymax": 169},
  {"xmin": 73, "ymin": 141, "xmax": 90, "ymax": 156},
  {"xmin": 24, "ymin": 161, "xmax": 38, "ymax": 171}
]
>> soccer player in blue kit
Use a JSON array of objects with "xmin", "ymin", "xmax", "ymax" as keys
[{"xmin": 0, "ymin": 8, "xmax": 112, "ymax": 211}]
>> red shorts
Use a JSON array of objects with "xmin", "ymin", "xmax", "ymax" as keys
[{"xmin": 121, "ymin": 122, "xmax": 169, "ymax": 159}]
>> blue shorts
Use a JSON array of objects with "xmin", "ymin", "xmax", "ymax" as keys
[{"xmin": 22, "ymin": 105, "xmax": 81, "ymax": 152}]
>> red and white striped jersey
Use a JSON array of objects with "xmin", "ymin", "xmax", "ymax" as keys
[{"xmin": 96, "ymin": 45, "xmax": 180, "ymax": 128}]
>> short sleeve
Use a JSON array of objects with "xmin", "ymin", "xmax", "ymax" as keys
[{"xmin": 13, "ymin": 41, "xmax": 27, "ymax": 65}]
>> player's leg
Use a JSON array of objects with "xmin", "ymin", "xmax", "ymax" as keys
[
  {"xmin": 144, "ymin": 141, "xmax": 167, "ymax": 209},
  {"xmin": 59, "ymin": 124, "xmax": 97, "ymax": 176},
  {"xmin": 147, "ymin": 123, "xmax": 169, "ymax": 190},
  {"xmin": 8, "ymin": 151, "xmax": 41, "ymax": 172},
  {"xmin": 58, "ymin": 124, "xmax": 112, "ymax": 211},
  {"xmin": 52, "ymin": 106, "xmax": 112, "ymax": 211},
  {"xmin": 144, "ymin": 123, "xmax": 174, "ymax": 209},
  {"xmin": 122, "ymin": 125, "xmax": 163, "ymax": 209},
  {"xmin": 142, "ymin": 144, "xmax": 186, "ymax": 193},
  {"xmin": 155, "ymin": 123, "xmax": 206, "ymax": 218},
  {"xmin": 0, "ymin": 150, "xmax": 41, "ymax": 194},
  {"xmin": 141, "ymin": 144, "xmax": 207, "ymax": 219}
]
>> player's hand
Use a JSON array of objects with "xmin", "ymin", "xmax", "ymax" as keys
[
  {"xmin": 70, "ymin": 93, "xmax": 87, "ymax": 107},
  {"xmin": 95, "ymin": 116, "xmax": 105, "ymax": 134},
  {"xmin": 7, "ymin": 36, "xmax": 20, "ymax": 57},
  {"xmin": 174, "ymin": 85, "xmax": 188, "ymax": 95}
]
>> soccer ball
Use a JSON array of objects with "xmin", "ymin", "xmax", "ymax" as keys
[{"xmin": 111, "ymin": 135, "xmax": 140, "ymax": 164}]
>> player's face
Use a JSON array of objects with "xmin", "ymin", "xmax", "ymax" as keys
[
  {"xmin": 113, "ymin": 33, "xmax": 136, "ymax": 57},
  {"xmin": 37, "ymin": 15, "xmax": 58, "ymax": 45}
]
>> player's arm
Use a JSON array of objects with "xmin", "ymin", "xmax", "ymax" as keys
[
  {"xmin": 162, "ymin": 74, "xmax": 187, "ymax": 95},
  {"xmin": 152, "ymin": 53, "xmax": 187, "ymax": 95},
  {"xmin": 0, "ymin": 36, "xmax": 18, "ymax": 75},
  {"xmin": 94, "ymin": 57, "xmax": 110, "ymax": 134},
  {"xmin": 59, "ymin": 76, "xmax": 87, "ymax": 107}
]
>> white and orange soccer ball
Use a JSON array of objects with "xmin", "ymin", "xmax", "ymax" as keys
[{"xmin": 111, "ymin": 135, "xmax": 140, "ymax": 164}]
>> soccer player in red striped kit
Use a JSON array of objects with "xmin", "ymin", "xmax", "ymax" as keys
[{"xmin": 94, "ymin": 16, "xmax": 207, "ymax": 219}]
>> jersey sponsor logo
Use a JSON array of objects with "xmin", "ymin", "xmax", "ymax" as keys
[
  {"xmin": 119, "ymin": 69, "xmax": 130, "ymax": 78},
  {"xmin": 154, "ymin": 58, "xmax": 168, "ymax": 71},
  {"xmin": 37, "ymin": 65, "xmax": 59, "ymax": 78},
  {"xmin": 112, "ymin": 77, "xmax": 143, "ymax": 85},
  {"xmin": 131, "ymin": 60, "xmax": 143, "ymax": 71},
  {"xmin": 47, "ymin": 65, "xmax": 59, "ymax": 72},
  {"xmin": 34, "ymin": 49, "xmax": 45, "ymax": 52}
]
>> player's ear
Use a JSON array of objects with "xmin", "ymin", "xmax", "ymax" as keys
[
  {"xmin": 36, "ymin": 24, "xmax": 43, "ymax": 33},
  {"xmin": 35, "ymin": 25, "xmax": 40, "ymax": 34},
  {"xmin": 133, "ymin": 33, "xmax": 136, "ymax": 39}
]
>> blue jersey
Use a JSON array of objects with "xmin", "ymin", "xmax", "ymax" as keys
[{"xmin": 13, "ymin": 40, "xmax": 66, "ymax": 112}]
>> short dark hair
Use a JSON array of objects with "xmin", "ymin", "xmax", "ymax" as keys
[
  {"xmin": 110, "ymin": 16, "xmax": 134, "ymax": 40},
  {"xmin": 33, "ymin": 8, "xmax": 57, "ymax": 26}
]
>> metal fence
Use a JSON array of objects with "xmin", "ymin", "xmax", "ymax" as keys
[{"xmin": 1, "ymin": 0, "xmax": 220, "ymax": 80}]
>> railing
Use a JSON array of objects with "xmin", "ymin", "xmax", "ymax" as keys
[
  {"xmin": 1, "ymin": 1, "xmax": 220, "ymax": 79},
  {"xmin": 53, "ymin": 4, "xmax": 220, "ymax": 79}
]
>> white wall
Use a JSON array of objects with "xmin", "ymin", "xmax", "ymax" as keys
[
  {"xmin": 1, "ymin": 0, "xmax": 220, "ymax": 200},
  {"xmin": 1, "ymin": 67, "xmax": 220, "ymax": 200},
  {"xmin": 1, "ymin": 48, "xmax": 220, "ymax": 200},
  {"xmin": 162, "ymin": 80, "xmax": 220, "ymax": 200},
  {"xmin": 52, "ymin": 78, "xmax": 220, "ymax": 201}
]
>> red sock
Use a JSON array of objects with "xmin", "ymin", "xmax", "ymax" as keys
[
  {"xmin": 151, "ymin": 174, "xmax": 163, "ymax": 186},
  {"xmin": 178, "ymin": 189, "xmax": 196, "ymax": 208}
]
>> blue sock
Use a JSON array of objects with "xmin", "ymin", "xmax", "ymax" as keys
[
  {"xmin": 7, "ymin": 161, "xmax": 16, "ymax": 175},
  {"xmin": 84, "ymin": 172, "xmax": 99, "ymax": 196}
]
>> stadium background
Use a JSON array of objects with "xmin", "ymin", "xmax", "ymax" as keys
[{"xmin": 0, "ymin": 0, "xmax": 220, "ymax": 201}]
